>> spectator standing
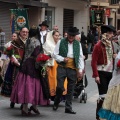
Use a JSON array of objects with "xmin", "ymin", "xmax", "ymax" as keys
[
  {"xmin": 63, "ymin": 31, "xmax": 68, "ymax": 39},
  {"xmin": 1, "ymin": 33, "xmax": 18, "ymax": 97},
  {"xmin": 52, "ymin": 25, "xmax": 59, "ymax": 31},
  {"xmin": 39, "ymin": 21, "xmax": 49, "ymax": 45},
  {"xmin": 75, "ymin": 33, "xmax": 88, "ymax": 60},
  {"xmin": 81, "ymin": 31, "xmax": 88, "ymax": 49},
  {"xmin": 117, "ymin": 30, "xmax": 120, "ymax": 42},
  {"xmin": 0, "ymin": 28, "xmax": 5, "ymax": 52},
  {"xmin": 87, "ymin": 30, "xmax": 94, "ymax": 54}
]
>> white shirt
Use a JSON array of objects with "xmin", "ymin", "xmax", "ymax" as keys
[
  {"xmin": 40, "ymin": 30, "xmax": 47, "ymax": 44},
  {"xmin": 52, "ymin": 40, "xmax": 84, "ymax": 72}
]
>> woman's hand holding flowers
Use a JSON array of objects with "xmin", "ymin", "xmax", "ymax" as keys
[{"xmin": 4, "ymin": 46, "xmax": 20, "ymax": 66}]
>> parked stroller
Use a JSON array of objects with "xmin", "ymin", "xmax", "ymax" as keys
[{"xmin": 73, "ymin": 73, "xmax": 88, "ymax": 103}]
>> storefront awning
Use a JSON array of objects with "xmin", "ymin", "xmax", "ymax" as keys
[{"xmin": 0, "ymin": 0, "xmax": 48, "ymax": 8}]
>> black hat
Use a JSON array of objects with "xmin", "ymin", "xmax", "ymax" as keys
[
  {"xmin": 67, "ymin": 27, "xmax": 79, "ymax": 36},
  {"xmin": 101, "ymin": 25, "xmax": 116, "ymax": 34},
  {"xmin": 39, "ymin": 21, "xmax": 49, "ymax": 27}
]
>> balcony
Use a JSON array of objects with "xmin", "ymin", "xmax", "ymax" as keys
[
  {"xmin": 90, "ymin": 0, "xmax": 109, "ymax": 6},
  {"xmin": 110, "ymin": 0, "xmax": 119, "ymax": 4},
  {"xmin": 91, "ymin": 0, "xmax": 109, "ymax": 2},
  {"xmin": 0, "ymin": 0, "xmax": 48, "ymax": 7}
]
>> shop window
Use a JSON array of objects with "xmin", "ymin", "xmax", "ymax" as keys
[{"xmin": 45, "ymin": 7, "xmax": 55, "ymax": 30}]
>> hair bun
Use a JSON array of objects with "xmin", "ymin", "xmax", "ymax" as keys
[{"xmin": 31, "ymin": 25, "xmax": 37, "ymax": 29}]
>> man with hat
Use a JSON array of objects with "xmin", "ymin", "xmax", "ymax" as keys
[
  {"xmin": 91, "ymin": 25, "xmax": 117, "ymax": 120},
  {"xmin": 39, "ymin": 21, "xmax": 49, "ymax": 45},
  {"xmin": 52, "ymin": 26, "xmax": 84, "ymax": 114}
]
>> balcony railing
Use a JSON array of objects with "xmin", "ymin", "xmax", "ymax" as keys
[
  {"xmin": 90, "ymin": 0, "xmax": 109, "ymax": 3},
  {"xmin": 110, "ymin": 0, "xmax": 119, "ymax": 4}
]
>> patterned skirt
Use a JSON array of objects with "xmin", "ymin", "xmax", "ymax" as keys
[{"xmin": 98, "ymin": 84, "xmax": 120, "ymax": 120}]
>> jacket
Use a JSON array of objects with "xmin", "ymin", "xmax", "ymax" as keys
[{"xmin": 91, "ymin": 40, "xmax": 114, "ymax": 78}]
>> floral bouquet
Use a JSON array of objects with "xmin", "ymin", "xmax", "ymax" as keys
[
  {"xmin": 117, "ymin": 59, "xmax": 120, "ymax": 68},
  {"xmin": 36, "ymin": 53, "xmax": 50, "ymax": 64},
  {"xmin": 35, "ymin": 53, "xmax": 50, "ymax": 77},
  {"xmin": 4, "ymin": 46, "xmax": 20, "ymax": 66},
  {"xmin": 4, "ymin": 46, "xmax": 14, "ymax": 57}
]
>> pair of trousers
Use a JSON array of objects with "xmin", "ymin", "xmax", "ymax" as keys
[
  {"xmin": 56, "ymin": 66, "xmax": 77, "ymax": 110},
  {"xmin": 97, "ymin": 71, "xmax": 112, "ymax": 95}
]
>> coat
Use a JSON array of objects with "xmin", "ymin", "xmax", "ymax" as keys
[{"xmin": 91, "ymin": 40, "xmax": 115, "ymax": 78}]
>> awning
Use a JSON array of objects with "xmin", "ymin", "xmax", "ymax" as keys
[{"xmin": 0, "ymin": 0, "xmax": 48, "ymax": 8}]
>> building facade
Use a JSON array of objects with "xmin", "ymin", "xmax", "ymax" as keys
[
  {"xmin": 0, "ymin": 0, "xmax": 89, "ymax": 40},
  {"xmin": 90, "ymin": 0, "xmax": 120, "ymax": 30},
  {"xmin": 0, "ymin": 0, "xmax": 48, "ymax": 40},
  {"xmin": 42, "ymin": 0, "xmax": 89, "ymax": 35},
  {"xmin": 109, "ymin": 0, "xmax": 120, "ymax": 30}
]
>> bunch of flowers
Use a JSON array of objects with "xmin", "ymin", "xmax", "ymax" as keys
[
  {"xmin": 4, "ymin": 46, "xmax": 20, "ymax": 66},
  {"xmin": 36, "ymin": 53, "xmax": 50, "ymax": 77},
  {"xmin": 4, "ymin": 46, "xmax": 14, "ymax": 57},
  {"xmin": 117, "ymin": 59, "xmax": 120, "ymax": 68},
  {"xmin": 36, "ymin": 53, "xmax": 50, "ymax": 63}
]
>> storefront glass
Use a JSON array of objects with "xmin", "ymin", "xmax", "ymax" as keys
[{"xmin": 45, "ymin": 7, "xmax": 55, "ymax": 30}]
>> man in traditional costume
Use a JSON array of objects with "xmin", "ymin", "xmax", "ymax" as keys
[
  {"xmin": 39, "ymin": 21, "xmax": 49, "ymax": 45},
  {"xmin": 52, "ymin": 26, "xmax": 84, "ymax": 114},
  {"xmin": 91, "ymin": 25, "xmax": 117, "ymax": 120}
]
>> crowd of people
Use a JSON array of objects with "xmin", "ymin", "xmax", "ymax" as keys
[
  {"xmin": 1, "ymin": 21, "xmax": 120, "ymax": 120},
  {"xmin": 0, "ymin": 21, "xmax": 85, "ymax": 116}
]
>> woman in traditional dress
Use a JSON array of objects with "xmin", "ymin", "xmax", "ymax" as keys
[
  {"xmin": 1, "ymin": 27, "xmax": 29, "ymax": 108},
  {"xmin": 98, "ymin": 51, "xmax": 120, "ymax": 120},
  {"xmin": 1, "ymin": 33, "xmax": 18, "ymax": 97},
  {"xmin": 10, "ymin": 26, "xmax": 49, "ymax": 116},
  {"xmin": 43, "ymin": 30, "xmax": 67, "ymax": 101}
]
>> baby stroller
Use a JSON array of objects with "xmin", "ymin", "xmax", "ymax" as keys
[{"xmin": 73, "ymin": 73, "xmax": 88, "ymax": 103}]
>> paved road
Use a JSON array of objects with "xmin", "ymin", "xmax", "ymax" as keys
[{"xmin": 0, "ymin": 55, "xmax": 98, "ymax": 120}]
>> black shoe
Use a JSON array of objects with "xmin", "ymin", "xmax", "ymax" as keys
[
  {"xmin": 74, "ymin": 96, "xmax": 78, "ymax": 99},
  {"xmin": 65, "ymin": 109, "xmax": 76, "ymax": 114},
  {"xmin": 10, "ymin": 102, "xmax": 15, "ymax": 108},
  {"xmin": 53, "ymin": 104, "xmax": 58, "ymax": 111},
  {"xmin": 20, "ymin": 104, "xmax": 23, "ymax": 110}
]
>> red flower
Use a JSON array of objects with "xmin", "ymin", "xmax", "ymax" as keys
[
  {"xmin": 6, "ymin": 46, "xmax": 13, "ymax": 51},
  {"xmin": 4, "ymin": 46, "xmax": 14, "ymax": 57},
  {"xmin": 117, "ymin": 59, "xmax": 120, "ymax": 68},
  {"xmin": 36, "ymin": 53, "xmax": 50, "ymax": 62}
]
